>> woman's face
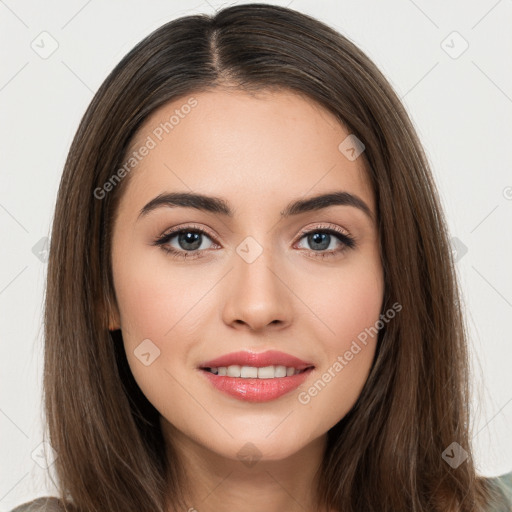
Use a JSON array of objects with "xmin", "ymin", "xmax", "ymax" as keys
[{"xmin": 110, "ymin": 88, "xmax": 384, "ymax": 462}]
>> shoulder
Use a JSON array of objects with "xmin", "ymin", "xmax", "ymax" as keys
[
  {"xmin": 484, "ymin": 471, "xmax": 512, "ymax": 511},
  {"xmin": 9, "ymin": 497, "xmax": 66, "ymax": 512}
]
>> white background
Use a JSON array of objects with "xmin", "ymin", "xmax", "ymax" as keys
[{"xmin": 1, "ymin": 0, "xmax": 511, "ymax": 509}]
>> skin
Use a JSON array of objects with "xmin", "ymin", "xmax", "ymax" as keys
[{"xmin": 109, "ymin": 88, "xmax": 384, "ymax": 512}]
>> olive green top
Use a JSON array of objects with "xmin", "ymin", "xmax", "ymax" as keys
[
  {"xmin": 9, "ymin": 497, "xmax": 63, "ymax": 512},
  {"xmin": 488, "ymin": 471, "xmax": 512, "ymax": 511},
  {"xmin": 9, "ymin": 471, "xmax": 512, "ymax": 511}
]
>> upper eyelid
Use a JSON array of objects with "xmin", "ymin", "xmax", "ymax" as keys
[
  {"xmin": 160, "ymin": 223, "xmax": 218, "ymax": 242},
  {"xmin": 296, "ymin": 223, "xmax": 351, "ymax": 237}
]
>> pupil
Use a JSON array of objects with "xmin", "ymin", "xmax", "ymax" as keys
[
  {"xmin": 178, "ymin": 231, "xmax": 201, "ymax": 250},
  {"xmin": 309, "ymin": 232, "xmax": 329, "ymax": 251}
]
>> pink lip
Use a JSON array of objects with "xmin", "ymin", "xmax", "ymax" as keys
[
  {"xmin": 199, "ymin": 350, "xmax": 313, "ymax": 371},
  {"xmin": 198, "ymin": 350, "xmax": 315, "ymax": 402},
  {"xmin": 201, "ymin": 370, "xmax": 313, "ymax": 402}
]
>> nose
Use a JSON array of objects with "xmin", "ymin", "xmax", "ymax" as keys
[{"xmin": 221, "ymin": 244, "xmax": 293, "ymax": 333}]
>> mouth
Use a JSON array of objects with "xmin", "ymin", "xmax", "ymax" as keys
[{"xmin": 198, "ymin": 350, "xmax": 315, "ymax": 402}]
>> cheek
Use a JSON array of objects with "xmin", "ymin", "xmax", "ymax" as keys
[
  {"xmin": 306, "ymin": 253, "xmax": 384, "ymax": 352},
  {"xmin": 112, "ymin": 247, "xmax": 210, "ymax": 340},
  {"xmin": 111, "ymin": 250, "xmax": 217, "ymax": 399},
  {"xmin": 326, "ymin": 274, "xmax": 383, "ymax": 349},
  {"xmin": 114, "ymin": 268, "xmax": 169, "ymax": 339},
  {"xmin": 111, "ymin": 255, "xmax": 209, "ymax": 408},
  {"xmin": 295, "ymin": 257, "xmax": 384, "ymax": 420}
]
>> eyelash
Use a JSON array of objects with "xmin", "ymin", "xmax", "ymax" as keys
[{"xmin": 153, "ymin": 223, "xmax": 357, "ymax": 261}]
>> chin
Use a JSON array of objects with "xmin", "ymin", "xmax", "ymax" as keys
[{"xmin": 203, "ymin": 424, "xmax": 321, "ymax": 464}]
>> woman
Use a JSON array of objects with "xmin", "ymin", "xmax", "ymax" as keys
[{"xmin": 11, "ymin": 3, "xmax": 511, "ymax": 511}]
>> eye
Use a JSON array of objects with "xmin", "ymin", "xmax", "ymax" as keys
[
  {"xmin": 153, "ymin": 223, "xmax": 357, "ymax": 260},
  {"xmin": 294, "ymin": 224, "xmax": 356, "ymax": 259},
  {"xmin": 153, "ymin": 225, "xmax": 218, "ymax": 260}
]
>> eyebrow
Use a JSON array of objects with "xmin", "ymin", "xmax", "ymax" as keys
[{"xmin": 137, "ymin": 190, "xmax": 374, "ymax": 222}]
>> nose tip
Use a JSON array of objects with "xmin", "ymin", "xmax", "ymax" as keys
[{"xmin": 222, "ymin": 253, "xmax": 292, "ymax": 332}]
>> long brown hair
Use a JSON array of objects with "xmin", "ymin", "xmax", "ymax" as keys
[{"xmin": 43, "ymin": 3, "xmax": 506, "ymax": 511}]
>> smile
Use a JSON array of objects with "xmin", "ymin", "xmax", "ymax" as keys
[{"xmin": 198, "ymin": 350, "xmax": 315, "ymax": 402}]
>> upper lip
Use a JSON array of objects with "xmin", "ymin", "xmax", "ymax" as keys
[{"xmin": 199, "ymin": 350, "xmax": 314, "ymax": 371}]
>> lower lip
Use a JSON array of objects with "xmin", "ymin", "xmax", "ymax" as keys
[{"xmin": 200, "ymin": 368, "xmax": 313, "ymax": 402}]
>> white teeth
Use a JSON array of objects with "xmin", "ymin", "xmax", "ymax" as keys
[
  {"xmin": 207, "ymin": 365, "xmax": 302, "ymax": 378},
  {"xmin": 257, "ymin": 366, "xmax": 275, "ymax": 379},
  {"xmin": 241, "ymin": 366, "xmax": 258, "ymax": 378},
  {"xmin": 274, "ymin": 365, "xmax": 287, "ymax": 377},
  {"xmin": 227, "ymin": 365, "xmax": 241, "ymax": 377}
]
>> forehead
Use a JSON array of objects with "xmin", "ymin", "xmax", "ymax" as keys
[{"xmin": 118, "ymin": 88, "xmax": 374, "ymax": 219}]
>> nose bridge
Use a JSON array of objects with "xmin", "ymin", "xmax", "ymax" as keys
[{"xmin": 236, "ymin": 236, "xmax": 279, "ymax": 294}]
